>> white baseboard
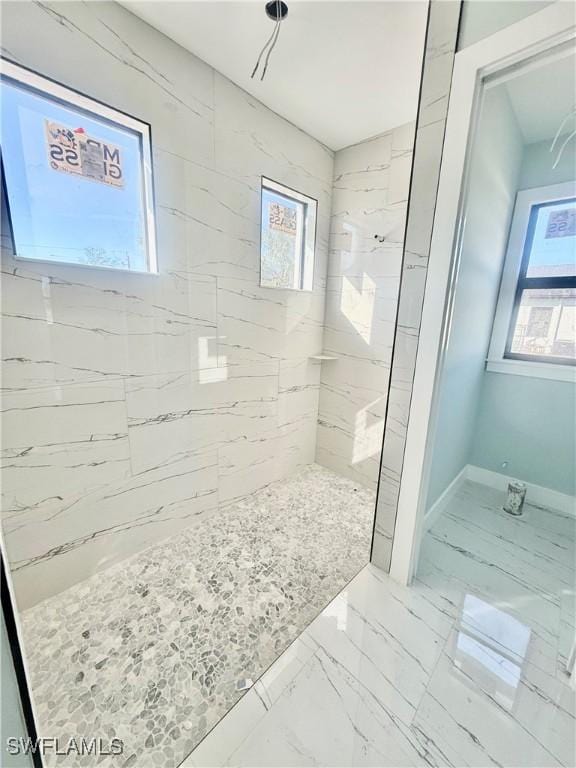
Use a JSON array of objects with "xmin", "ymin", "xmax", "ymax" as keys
[
  {"xmin": 423, "ymin": 466, "xmax": 468, "ymax": 532},
  {"xmin": 424, "ymin": 464, "xmax": 576, "ymax": 527},
  {"xmin": 465, "ymin": 464, "xmax": 575, "ymax": 518}
]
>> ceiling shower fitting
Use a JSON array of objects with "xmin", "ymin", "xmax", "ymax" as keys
[{"xmin": 251, "ymin": 1, "xmax": 288, "ymax": 81}]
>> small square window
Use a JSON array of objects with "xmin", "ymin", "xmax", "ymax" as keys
[
  {"xmin": 1, "ymin": 60, "xmax": 157, "ymax": 273},
  {"xmin": 260, "ymin": 177, "xmax": 316, "ymax": 290}
]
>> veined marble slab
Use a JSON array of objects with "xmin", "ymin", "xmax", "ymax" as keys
[
  {"xmin": 371, "ymin": 0, "xmax": 461, "ymax": 573},
  {"xmin": 1, "ymin": 0, "xmax": 334, "ymax": 607},
  {"xmin": 184, "ymin": 480, "xmax": 575, "ymax": 768},
  {"xmin": 316, "ymin": 124, "xmax": 413, "ymax": 491}
]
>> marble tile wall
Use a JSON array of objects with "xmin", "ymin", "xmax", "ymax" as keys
[
  {"xmin": 316, "ymin": 125, "xmax": 415, "ymax": 490},
  {"xmin": 0, "ymin": 1, "xmax": 334, "ymax": 609},
  {"xmin": 371, "ymin": 0, "xmax": 462, "ymax": 572}
]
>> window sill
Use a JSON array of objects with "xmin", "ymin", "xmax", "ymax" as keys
[{"xmin": 486, "ymin": 358, "xmax": 576, "ymax": 383}]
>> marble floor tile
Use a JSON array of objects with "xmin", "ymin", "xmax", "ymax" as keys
[
  {"xmin": 558, "ymin": 587, "xmax": 576, "ymax": 681},
  {"xmin": 412, "ymin": 623, "xmax": 575, "ymax": 767},
  {"xmin": 220, "ymin": 647, "xmax": 430, "ymax": 768},
  {"xmin": 304, "ymin": 565, "xmax": 454, "ymax": 723},
  {"xmin": 416, "ymin": 487, "xmax": 568, "ymax": 665},
  {"xmin": 186, "ymin": 480, "xmax": 575, "ymax": 768},
  {"xmin": 20, "ymin": 464, "xmax": 374, "ymax": 768}
]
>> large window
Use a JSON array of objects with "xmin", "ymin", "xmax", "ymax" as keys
[
  {"xmin": 0, "ymin": 59, "xmax": 157, "ymax": 273},
  {"xmin": 489, "ymin": 183, "xmax": 575, "ymax": 378},
  {"xmin": 260, "ymin": 177, "xmax": 316, "ymax": 290}
]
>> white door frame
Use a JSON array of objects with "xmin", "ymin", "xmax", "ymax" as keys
[{"xmin": 389, "ymin": 1, "xmax": 576, "ymax": 585}]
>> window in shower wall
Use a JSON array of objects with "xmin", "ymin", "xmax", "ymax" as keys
[
  {"xmin": 0, "ymin": 59, "xmax": 157, "ymax": 273},
  {"xmin": 259, "ymin": 177, "xmax": 316, "ymax": 290}
]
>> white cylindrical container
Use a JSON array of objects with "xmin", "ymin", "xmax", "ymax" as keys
[{"xmin": 503, "ymin": 481, "xmax": 527, "ymax": 516}]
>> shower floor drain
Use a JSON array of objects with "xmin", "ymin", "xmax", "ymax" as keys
[{"xmin": 236, "ymin": 678, "xmax": 254, "ymax": 692}]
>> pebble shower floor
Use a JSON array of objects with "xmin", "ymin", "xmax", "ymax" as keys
[{"xmin": 21, "ymin": 464, "xmax": 375, "ymax": 767}]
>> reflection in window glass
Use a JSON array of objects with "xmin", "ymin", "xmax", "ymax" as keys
[
  {"xmin": 510, "ymin": 288, "xmax": 576, "ymax": 360},
  {"xmin": 260, "ymin": 178, "xmax": 316, "ymax": 290},
  {"xmin": 525, "ymin": 199, "xmax": 576, "ymax": 278},
  {"xmin": 1, "ymin": 64, "xmax": 156, "ymax": 273},
  {"xmin": 506, "ymin": 194, "xmax": 576, "ymax": 364}
]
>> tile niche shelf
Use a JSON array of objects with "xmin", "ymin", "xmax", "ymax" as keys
[{"xmin": 309, "ymin": 354, "xmax": 339, "ymax": 361}]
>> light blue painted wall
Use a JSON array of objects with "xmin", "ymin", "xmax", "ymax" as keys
[
  {"xmin": 458, "ymin": 1, "xmax": 553, "ymax": 49},
  {"xmin": 470, "ymin": 374, "xmax": 575, "ymax": 495},
  {"xmin": 1, "ymin": 614, "xmax": 34, "ymax": 767},
  {"xmin": 519, "ymin": 135, "xmax": 576, "ymax": 189},
  {"xmin": 426, "ymin": 87, "xmax": 523, "ymax": 507},
  {"xmin": 427, "ymin": 109, "xmax": 576, "ymax": 506},
  {"xmin": 469, "ymin": 136, "xmax": 576, "ymax": 496}
]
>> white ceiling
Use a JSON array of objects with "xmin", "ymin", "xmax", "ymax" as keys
[
  {"xmin": 505, "ymin": 49, "xmax": 576, "ymax": 144},
  {"xmin": 123, "ymin": 1, "xmax": 428, "ymax": 151}
]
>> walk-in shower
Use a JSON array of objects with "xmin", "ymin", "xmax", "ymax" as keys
[{"xmin": 0, "ymin": 1, "xmax": 427, "ymax": 765}]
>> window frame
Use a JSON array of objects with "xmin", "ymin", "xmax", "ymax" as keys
[
  {"xmin": 487, "ymin": 181, "xmax": 576, "ymax": 382},
  {"xmin": 0, "ymin": 57, "xmax": 158, "ymax": 275},
  {"xmin": 259, "ymin": 176, "xmax": 317, "ymax": 292}
]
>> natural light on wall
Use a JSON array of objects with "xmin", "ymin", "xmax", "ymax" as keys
[
  {"xmin": 352, "ymin": 397, "xmax": 384, "ymax": 465},
  {"xmin": 341, "ymin": 273, "xmax": 376, "ymax": 345}
]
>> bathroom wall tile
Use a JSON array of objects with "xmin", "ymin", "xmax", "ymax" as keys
[
  {"xmin": 323, "ymin": 280, "xmax": 398, "ymax": 365},
  {"xmin": 316, "ymin": 434, "xmax": 382, "ymax": 492},
  {"xmin": 11, "ymin": 447, "xmax": 219, "ymax": 610},
  {"xmin": 1, "ymin": 1, "xmax": 215, "ymax": 166},
  {"xmin": 326, "ymin": 243, "xmax": 403, "ymax": 281},
  {"xmin": 371, "ymin": 0, "xmax": 461, "ymax": 573},
  {"xmin": 277, "ymin": 358, "xmax": 320, "ymax": 430},
  {"xmin": 156, "ymin": 148, "xmax": 264, "ymax": 285},
  {"xmin": 316, "ymin": 127, "xmax": 412, "ymax": 490},
  {"xmin": 277, "ymin": 357, "xmax": 321, "ymax": 476},
  {"xmin": 275, "ymin": 417, "xmax": 318, "ymax": 480},
  {"xmin": 332, "ymin": 133, "xmax": 392, "ymax": 192},
  {"xmin": 124, "ymin": 275, "xmax": 218, "ymax": 378},
  {"xmin": 213, "ymin": 361, "xmax": 283, "ymax": 506},
  {"xmin": 0, "ymin": 378, "xmax": 128, "ymax": 453},
  {"xmin": 125, "ymin": 371, "xmax": 216, "ymax": 474},
  {"xmin": 217, "ymin": 277, "xmax": 295, "ymax": 366},
  {"xmin": 418, "ymin": 0, "xmax": 462, "ymax": 130},
  {"xmin": 0, "ymin": 263, "xmax": 131, "ymax": 390},
  {"xmin": 0, "ymin": 1, "xmax": 334, "ymax": 606},
  {"xmin": 316, "ymin": 355, "xmax": 390, "ymax": 490},
  {"xmin": 283, "ymin": 293, "xmax": 326, "ymax": 361},
  {"xmin": 389, "ymin": 122, "xmax": 417, "ymax": 205},
  {"xmin": 218, "ymin": 427, "xmax": 285, "ymax": 507},
  {"xmin": 1, "ymin": 382, "xmax": 131, "ymax": 565},
  {"xmin": 213, "ymin": 73, "xmax": 333, "ymax": 205},
  {"xmin": 122, "ymin": 358, "xmax": 281, "ymax": 512}
]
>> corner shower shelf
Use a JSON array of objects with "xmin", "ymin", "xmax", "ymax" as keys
[{"xmin": 309, "ymin": 354, "xmax": 339, "ymax": 361}]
